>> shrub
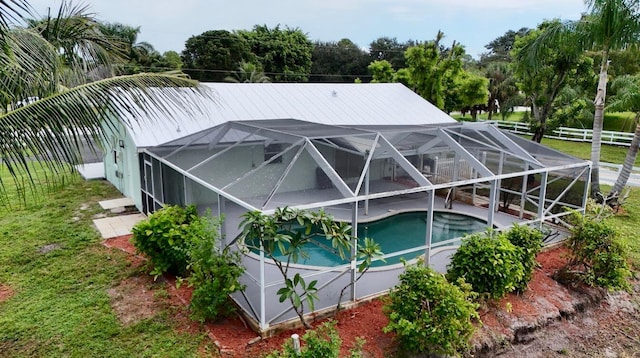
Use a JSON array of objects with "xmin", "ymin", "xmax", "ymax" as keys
[
  {"xmin": 383, "ymin": 262, "xmax": 479, "ymax": 356},
  {"xmin": 563, "ymin": 212, "xmax": 631, "ymax": 291},
  {"xmin": 186, "ymin": 215, "xmax": 245, "ymax": 322},
  {"xmin": 447, "ymin": 231, "xmax": 525, "ymax": 299},
  {"xmin": 266, "ymin": 321, "xmax": 348, "ymax": 358},
  {"xmin": 133, "ymin": 206, "xmax": 246, "ymax": 321},
  {"xmin": 503, "ymin": 224, "xmax": 544, "ymax": 291},
  {"xmin": 132, "ymin": 205, "xmax": 198, "ymax": 277}
]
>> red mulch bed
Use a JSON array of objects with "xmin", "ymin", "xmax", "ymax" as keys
[{"xmin": 103, "ymin": 235, "xmax": 573, "ymax": 357}]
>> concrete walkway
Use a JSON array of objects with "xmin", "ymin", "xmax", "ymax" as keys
[{"xmin": 93, "ymin": 197, "xmax": 146, "ymax": 239}]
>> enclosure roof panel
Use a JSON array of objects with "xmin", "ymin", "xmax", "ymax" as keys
[
  {"xmin": 149, "ymin": 119, "xmax": 589, "ymax": 212},
  {"xmin": 123, "ymin": 83, "xmax": 456, "ymax": 147}
]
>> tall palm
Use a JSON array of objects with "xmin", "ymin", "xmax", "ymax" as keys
[
  {"xmin": 605, "ymin": 75, "xmax": 640, "ymax": 197},
  {"xmin": 518, "ymin": 0, "xmax": 640, "ymax": 196},
  {"xmin": 584, "ymin": 0, "xmax": 640, "ymax": 196},
  {"xmin": 0, "ymin": 1, "xmax": 213, "ymax": 198}
]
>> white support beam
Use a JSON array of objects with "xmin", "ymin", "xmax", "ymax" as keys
[
  {"xmin": 537, "ymin": 172, "xmax": 549, "ymax": 229},
  {"xmin": 488, "ymin": 180, "xmax": 497, "ymax": 228},
  {"xmin": 438, "ymin": 128, "xmax": 493, "ymax": 177},
  {"xmin": 354, "ymin": 134, "xmax": 380, "ymax": 195},
  {"xmin": 543, "ymin": 167, "xmax": 589, "ymax": 216},
  {"xmin": 259, "ymin": 242, "xmax": 267, "ymax": 331},
  {"xmin": 425, "ymin": 190, "xmax": 435, "ymax": 266},
  {"xmin": 305, "ymin": 138, "xmax": 355, "ymax": 198},
  {"xmin": 486, "ymin": 125, "xmax": 543, "ymax": 167},
  {"xmin": 187, "ymin": 128, "xmax": 262, "ymax": 172},
  {"xmin": 261, "ymin": 142, "xmax": 308, "ymax": 209},
  {"xmin": 221, "ymin": 140, "xmax": 305, "ymax": 192},
  {"xmin": 377, "ymin": 136, "xmax": 431, "ymax": 187},
  {"xmin": 350, "ymin": 203, "xmax": 358, "ymax": 301}
]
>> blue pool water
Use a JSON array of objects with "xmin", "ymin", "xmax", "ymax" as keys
[{"xmin": 252, "ymin": 211, "xmax": 488, "ymax": 267}]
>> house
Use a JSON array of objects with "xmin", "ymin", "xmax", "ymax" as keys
[
  {"xmin": 102, "ymin": 82, "xmax": 456, "ymax": 211},
  {"xmin": 101, "ymin": 82, "xmax": 591, "ymax": 334}
]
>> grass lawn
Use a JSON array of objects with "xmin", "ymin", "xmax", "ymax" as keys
[
  {"xmin": 0, "ymin": 168, "xmax": 215, "ymax": 357},
  {"xmin": 539, "ymin": 137, "xmax": 635, "ymax": 165}
]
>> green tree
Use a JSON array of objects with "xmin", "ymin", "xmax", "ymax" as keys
[
  {"xmin": 368, "ymin": 37, "xmax": 414, "ymax": 70},
  {"xmin": 239, "ymin": 25, "xmax": 313, "ymax": 82},
  {"xmin": 367, "ymin": 60, "xmax": 395, "ymax": 83},
  {"xmin": 520, "ymin": 0, "xmax": 640, "ymax": 195},
  {"xmin": 239, "ymin": 207, "xmax": 382, "ymax": 329},
  {"xmin": 447, "ymin": 71, "xmax": 489, "ymax": 118},
  {"xmin": 480, "ymin": 27, "xmax": 530, "ymax": 64},
  {"xmin": 182, "ymin": 29, "xmax": 256, "ymax": 82},
  {"xmin": 99, "ymin": 23, "xmax": 182, "ymax": 74},
  {"xmin": 404, "ymin": 31, "xmax": 465, "ymax": 109},
  {"xmin": 512, "ymin": 21, "xmax": 592, "ymax": 142},
  {"xmin": 0, "ymin": 1, "xmax": 213, "ymax": 197},
  {"xmin": 310, "ymin": 39, "xmax": 370, "ymax": 82}
]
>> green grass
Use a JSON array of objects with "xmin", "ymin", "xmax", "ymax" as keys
[
  {"xmin": 0, "ymin": 167, "xmax": 214, "ymax": 357},
  {"xmin": 451, "ymin": 111, "xmax": 526, "ymax": 122},
  {"xmin": 608, "ymin": 187, "xmax": 640, "ymax": 267},
  {"xmin": 452, "ymin": 111, "xmax": 637, "ymax": 133},
  {"xmin": 538, "ymin": 137, "xmax": 635, "ymax": 165}
]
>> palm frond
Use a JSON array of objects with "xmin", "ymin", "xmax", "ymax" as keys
[
  {"xmin": 0, "ymin": 73, "xmax": 215, "ymax": 182},
  {"xmin": 28, "ymin": 1, "xmax": 128, "ymax": 82},
  {"xmin": 0, "ymin": 28, "xmax": 62, "ymax": 110},
  {"xmin": 0, "ymin": 0, "xmax": 31, "ymax": 35},
  {"xmin": 607, "ymin": 74, "xmax": 640, "ymax": 112}
]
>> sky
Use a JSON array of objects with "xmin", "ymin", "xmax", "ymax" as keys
[{"xmin": 27, "ymin": 0, "xmax": 586, "ymax": 58}]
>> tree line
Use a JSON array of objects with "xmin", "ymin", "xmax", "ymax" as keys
[{"xmin": 3, "ymin": 0, "xmax": 640, "ymax": 204}]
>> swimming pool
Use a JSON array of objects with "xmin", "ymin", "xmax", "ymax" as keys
[{"xmin": 251, "ymin": 211, "xmax": 488, "ymax": 267}]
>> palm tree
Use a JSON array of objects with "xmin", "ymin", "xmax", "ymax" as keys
[
  {"xmin": 605, "ymin": 75, "xmax": 640, "ymax": 198},
  {"xmin": 517, "ymin": 0, "xmax": 640, "ymax": 196},
  {"xmin": 225, "ymin": 61, "xmax": 271, "ymax": 83},
  {"xmin": 484, "ymin": 62, "xmax": 519, "ymax": 120},
  {"xmin": 584, "ymin": 0, "xmax": 640, "ymax": 196},
  {"xmin": 0, "ymin": 1, "xmax": 213, "ymax": 198}
]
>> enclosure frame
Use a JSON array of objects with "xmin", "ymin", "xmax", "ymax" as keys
[{"xmin": 139, "ymin": 119, "xmax": 591, "ymax": 333}]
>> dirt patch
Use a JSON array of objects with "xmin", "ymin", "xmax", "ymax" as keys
[
  {"xmin": 0, "ymin": 284, "xmax": 14, "ymax": 302},
  {"xmin": 107, "ymin": 275, "xmax": 159, "ymax": 326}
]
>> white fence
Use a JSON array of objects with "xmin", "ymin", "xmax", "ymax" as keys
[{"xmin": 482, "ymin": 120, "xmax": 635, "ymax": 147}]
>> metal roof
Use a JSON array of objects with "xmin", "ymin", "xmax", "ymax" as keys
[{"xmin": 123, "ymin": 83, "xmax": 456, "ymax": 148}]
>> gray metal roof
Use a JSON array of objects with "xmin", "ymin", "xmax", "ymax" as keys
[{"xmin": 124, "ymin": 83, "xmax": 456, "ymax": 147}]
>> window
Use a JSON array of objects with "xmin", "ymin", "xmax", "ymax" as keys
[{"xmin": 264, "ymin": 143, "xmax": 283, "ymax": 164}]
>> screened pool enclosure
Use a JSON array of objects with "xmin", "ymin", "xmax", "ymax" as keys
[{"xmin": 140, "ymin": 118, "xmax": 590, "ymax": 332}]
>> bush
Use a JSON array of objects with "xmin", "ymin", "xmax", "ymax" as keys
[
  {"xmin": 132, "ymin": 205, "xmax": 198, "ymax": 277},
  {"xmin": 186, "ymin": 215, "xmax": 245, "ymax": 322},
  {"xmin": 447, "ymin": 231, "xmax": 525, "ymax": 299},
  {"xmin": 133, "ymin": 206, "xmax": 246, "ymax": 321},
  {"xmin": 266, "ymin": 321, "xmax": 356, "ymax": 358},
  {"xmin": 383, "ymin": 262, "xmax": 479, "ymax": 356},
  {"xmin": 503, "ymin": 224, "xmax": 544, "ymax": 291},
  {"xmin": 564, "ymin": 212, "xmax": 631, "ymax": 291}
]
